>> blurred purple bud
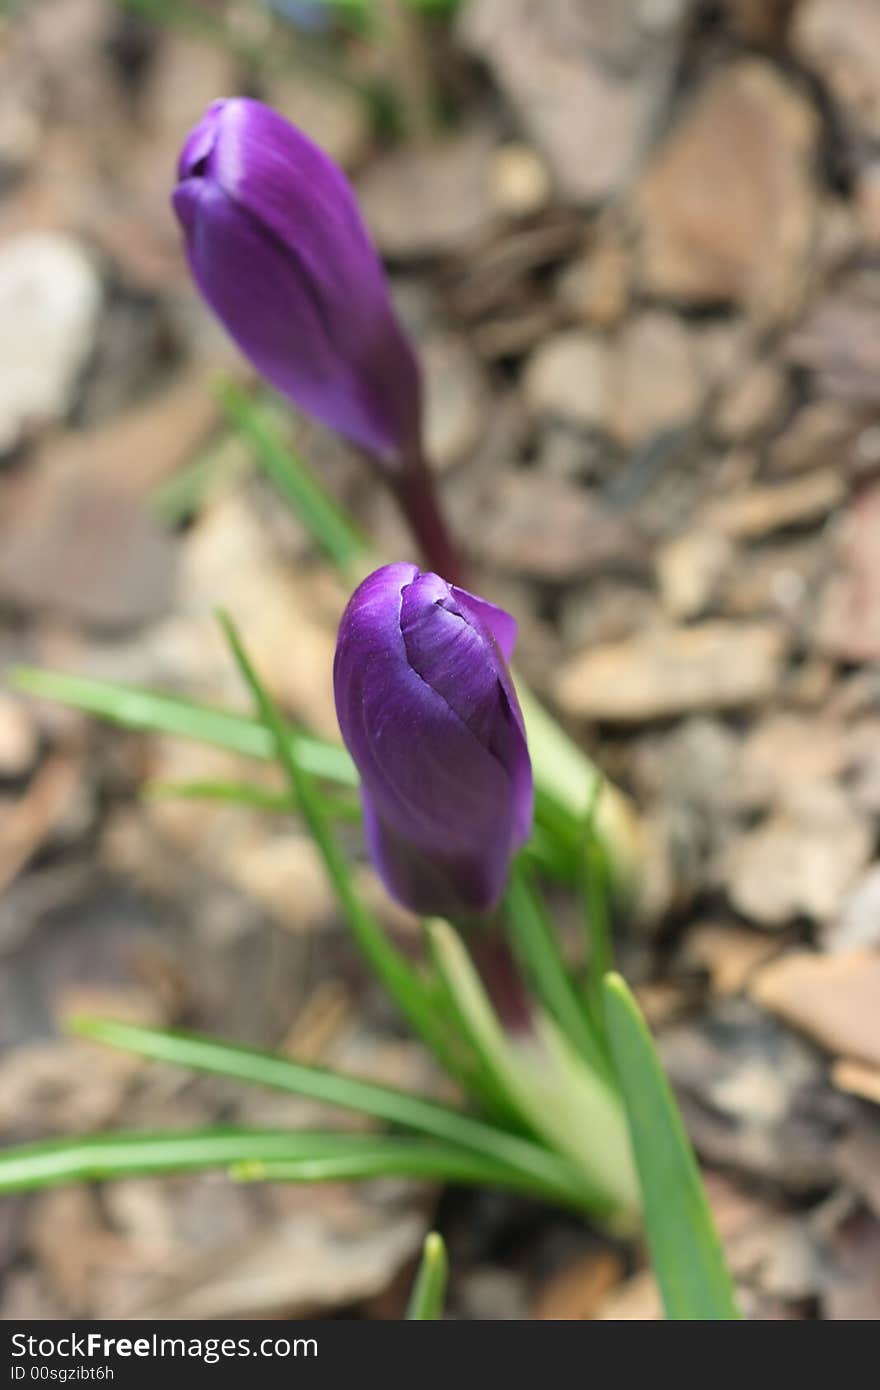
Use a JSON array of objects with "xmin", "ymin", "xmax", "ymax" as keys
[
  {"xmin": 334, "ymin": 563, "xmax": 533, "ymax": 918},
  {"xmin": 173, "ymin": 97, "xmax": 422, "ymax": 466}
]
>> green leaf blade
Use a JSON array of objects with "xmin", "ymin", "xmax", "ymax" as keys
[
  {"xmin": 0, "ymin": 1128, "xmax": 363, "ymax": 1194},
  {"xmin": 218, "ymin": 381, "xmax": 368, "ymax": 572},
  {"xmin": 10, "ymin": 671, "xmax": 624, "ymax": 888},
  {"xmin": 144, "ymin": 779, "xmax": 293, "ymax": 812},
  {"xmin": 407, "ymin": 1232, "xmax": 448, "ymax": 1320},
  {"xmin": 233, "ymin": 1137, "xmax": 526, "ymax": 1191},
  {"xmin": 425, "ymin": 923, "xmax": 634, "ymax": 1218},
  {"xmin": 10, "ymin": 667, "xmax": 357, "ymax": 786},
  {"xmin": 216, "ymin": 612, "xmax": 506, "ymax": 1110},
  {"xmin": 68, "ymin": 1016, "xmax": 590, "ymax": 1211},
  {"xmin": 504, "ymin": 859, "xmax": 611, "ymax": 1081},
  {"xmin": 602, "ymin": 973, "xmax": 740, "ymax": 1321}
]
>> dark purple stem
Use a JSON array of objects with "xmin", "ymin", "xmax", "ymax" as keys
[
  {"xmin": 391, "ymin": 452, "xmax": 466, "ymax": 587},
  {"xmin": 469, "ymin": 931, "xmax": 535, "ymax": 1038}
]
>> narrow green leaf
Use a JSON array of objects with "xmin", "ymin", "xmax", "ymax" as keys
[
  {"xmin": 426, "ymin": 922, "xmax": 636, "ymax": 1218},
  {"xmin": 407, "ymin": 1232, "xmax": 448, "ymax": 1320},
  {"xmin": 69, "ymin": 1016, "xmax": 590, "ymax": 1211},
  {"xmin": 217, "ymin": 611, "xmax": 500, "ymax": 1108},
  {"xmin": 578, "ymin": 779, "xmax": 615, "ymax": 1039},
  {"xmin": 10, "ymin": 671, "xmax": 565, "ymax": 1100},
  {"xmin": 144, "ymin": 779, "xmax": 294, "ymax": 812},
  {"xmin": 10, "ymin": 667, "xmax": 357, "ymax": 787},
  {"xmin": 218, "ymin": 381, "xmax": 368, "ymax": 572},
  {"xmin": 424, "ymin": 924, "xmax": 540, "ymax": 1138},
  {"xmin": 9, "ymin": 670, "xmax": 600, "ymax": 885},
  {"xmin": 521, "ymin": 823, "xmax": 577, "ymax": 881},
  {"xmin": 0, "ymin": 1128, "xmax": 361, "ymax": 1194},
  {"xmin": 144, "ymin": 778, "xmax": 362, "ymax": 823},
  {"xmin": 232, "ymin": 1138, "xmax": 528, "ymax": 1193},
  {"xmin": 150, "ymin": 427, "xmax": 247, "ymax": 526},
  {"xmin": 531, "ymin": 786, "xmax": 585, "ymax": 864},
  {"xmin": 516, "ymin": 681, "xmax": 642, "ymax": 910},
  {"xmin": 603, "ymin": 973, "xmax": 740, "ymax": 1321},
  {"xmin": 504, "ymin": 859, "xmax": 611, "ymax": 1082},
  {"xmin": 418, "ymin": 963, "xmax": 524, "ymax": 1130}
]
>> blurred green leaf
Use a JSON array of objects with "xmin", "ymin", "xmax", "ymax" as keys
[
  {"xmin": 150, "ymin": 428, "xmax": 247, "ymax": 526},
  {"xmin": 406, "ymin": 1232, "xmax": 448, "ymax": 1320},
  {"xmin": 218, "ymin": 382, "xmax": 368, "ymax": 573},
  {"xmin": 233, "ymin": 1139, "xmax": 522, "ymax": 1191},
  {"xmin": 426, "ymin": 921, "xmax": 633, "ymax": 1218},
  {"xmin": 144, "ymin": 778, "xmax": 293, "ymax": 812},
  {"xmin": 0, "ymin": 1128, "xmax": 356, "ymax": 1193},
  {"xmin": 10, "ymin": 667, "xmax": 603, "ymax": 887},
  {"xmin": 504, "ymin": 859, "xmax": 610, "ymax": 1081},
  {"xmin": 217, "ymin": 611, "xmax": 501, "ymax": 1105},
  {"xmin": 144, "ymin": 777, "xmax": 362, "ymax": 822},
  {"xmin": 579, "ymin": 779, "xmax": 615, "ymax": 1037},
  {"xmin": 70, "ymin": 1016, "xmax": 590, "ymax": 1209},
  {"xmin": 517, "ymin": 683, "xmax": 641, "ymax": 912},
  {"xmin": 10, "ymin": 667, "xmax": 357, "ymax": 786},
  {"xmin": 603, "ymin": 973, "xmax": 740, "ymax": 1321},
  {"xmin": 0, "ymin": 1128, "xmax": 507, "ymax": 1197}
]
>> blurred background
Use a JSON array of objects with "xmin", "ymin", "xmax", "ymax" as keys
[{"xmin": 2, "ymin": 0, "xmax": 880, "ymax": 1320}]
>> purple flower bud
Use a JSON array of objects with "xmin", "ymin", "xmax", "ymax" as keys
[
  {"xmin": 173, "ymin": 97, "xmax": 422, "ymax": 466},
  {"xmin": 334, "ymin": 563, "xmax": 533, "ymax": 919}
]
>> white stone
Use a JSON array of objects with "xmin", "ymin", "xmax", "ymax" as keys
[
  {"xmin": 522, "ymin": 330, "xmax": 606, "ymax": 430},
  {"xmin": 489, "ymin": 142, "xmax": 551, "ymax": 218},
  {"xmin": 0, "ymin": 233, "xmax": 102, "ymax": 452}
]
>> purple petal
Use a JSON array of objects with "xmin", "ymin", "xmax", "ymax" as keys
[
  {"xmin": 177, "ymin": 99, "xmax": 223, "ymax": 180},
  {"xmin": 334, "ymin": 564, "xmax": 533, "ymax": 918},
  {"xmin": 450, "ymin": 586, "xmax": 518, "ymax": 662},
  {"xmin": 173, "ymin": 98, "xmax": 421, "ymax": 465}
]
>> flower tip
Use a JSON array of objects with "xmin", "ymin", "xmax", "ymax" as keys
[
  {"xmin": 334, "ymin": 565, "xmax": 533, "ymax": 919},
  {"xmin": 176, "ymin": 98, "xmax": 229, "ymax": 182},
  {"xmin": 171, "ymin": 96, "xmax": 422, "ymax": 464}
]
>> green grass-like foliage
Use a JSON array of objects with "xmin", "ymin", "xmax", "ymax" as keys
[
  {"xmin": 603, "ymin": 974, "xmax": 740, "ymax": 1320},
  {"xmin": 0, "ymin": 1010, "xmax": 597, "ymax": 1209},
  {"xmin": 0, "ymin": 1130, "xmax": 505, "ymax": 1195},
  {"xmin": 217, "ymin": 383, "xmax": 368, "ymax": 572},
  {"xmin": 406, "ymin": 1233, "xmax": 448, "ymax": 1320},
  {"xmin": 2, "ymin": 396, "xmax": 741, "ymax": 1315}
]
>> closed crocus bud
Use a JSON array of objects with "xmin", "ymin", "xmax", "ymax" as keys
[
  {"xmin": 173, "ymin": 97, "xmax": 422, "ymax": 466},
  {"xmin": 334, "ymin": 563, "xmax": 533, "ymax": 919}
]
